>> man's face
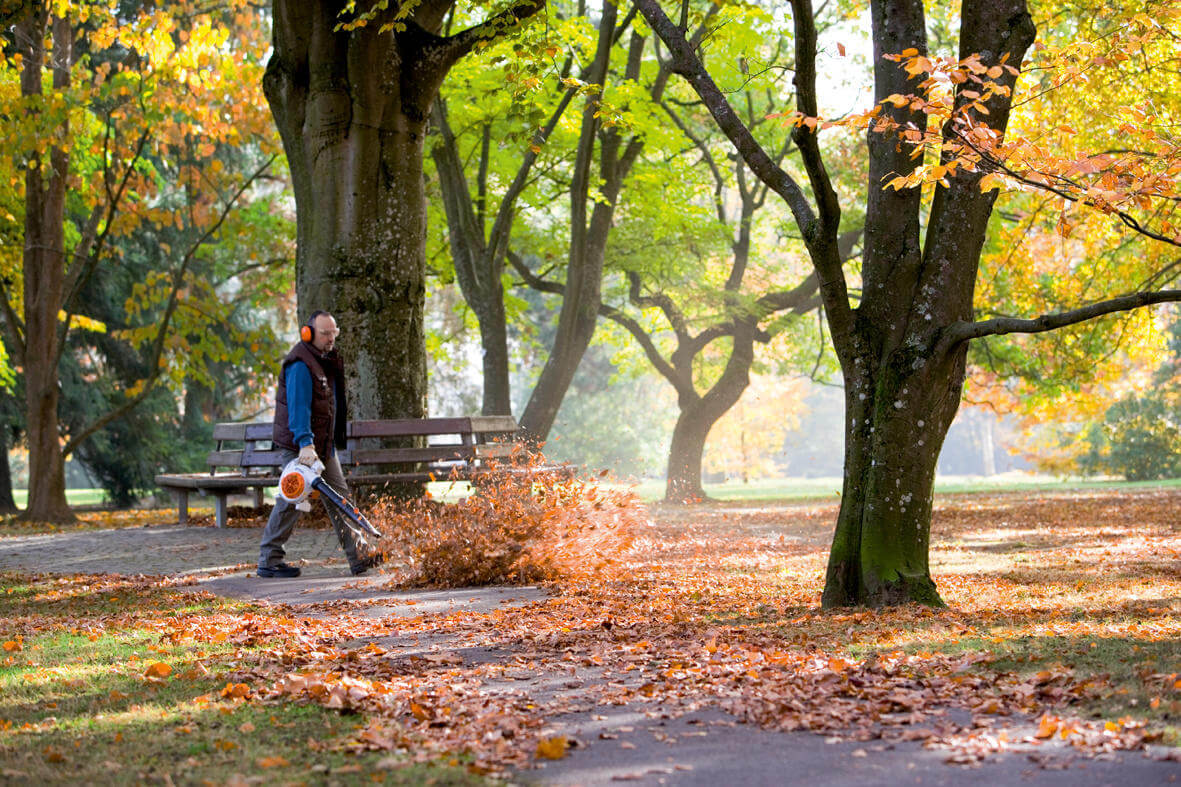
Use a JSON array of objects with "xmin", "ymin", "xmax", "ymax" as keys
[{"xmin": 311, "ymin": 314, "xmax": 338, "ymax": 353}]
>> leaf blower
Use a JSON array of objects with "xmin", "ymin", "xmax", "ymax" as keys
[{"xmin": 277, "ymin": 459, "xmax": 383, "ymax": 538}]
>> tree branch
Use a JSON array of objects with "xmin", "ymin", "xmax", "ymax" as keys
[
  {"xmin": 941, "ymin": 288, "xmax": 1181, "ymax": 351},
  {"xmin": 633, "ymin": 0, "xmax": 855, "ymax": 358},
  {"xmin": 58, "ymin": 124, "xmax": 152, "ymax": 355},
  {"xmin": 430, "ymin": 0, "xmax": 545, "ymax": 69},
  {"xmin": 956, "ymin": 129, "xmax": 1181, "ymax": 249},
  {"xmin": 628, "ymin": 272, "xmax": 691, "ymax": 341},
  {"xmin": 787, "ymin": 0, "xmax": 839, "ymax": 236},
  {"xmin": 508, "ymin": 251, "xmax": 687, "ymax": 393}
]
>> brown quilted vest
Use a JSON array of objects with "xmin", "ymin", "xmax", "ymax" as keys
[{"xmin": 272, "ymin": 341, "xmax": 347, "ymax": 458}]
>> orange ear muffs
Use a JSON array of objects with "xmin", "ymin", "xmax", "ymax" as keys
[{"xmin": 301, "ymin": 324, "xmax": 313, "ymax": 342}]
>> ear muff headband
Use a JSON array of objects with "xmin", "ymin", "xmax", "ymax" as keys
[{"xmin": 301, "ymin": 310, "xmax": 327, "ymax": 343}]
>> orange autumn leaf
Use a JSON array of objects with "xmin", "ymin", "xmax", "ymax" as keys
[
  {"xmin": 534, "ymin": 736, "xmax": 569, "ymax": 760},
  {"xmin": 257, "ymin": 756, "xmax": 289, "ymax": 768},
  {"xmin": 1035, "ymin": 715, "xmax": 1060, "ymax": 739},
  {"xmin": 143, "ymin": 662, "xmax": 171, "ymax": 679},
  {"xmin": 220, "ymin": 682, "xmax": 251, "ymax": 700}
]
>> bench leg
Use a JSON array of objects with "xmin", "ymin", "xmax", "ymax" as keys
[
  {"xmin": 175, "ymin": 490, "xmax": 189, "ymax": 525},
  {"xmin": 215, "ymin": 493, "xmax": 228, "ymax": 529},
  {"xmin": 253, "ymin": 486, "xmax": 264, "ymax": 508}
]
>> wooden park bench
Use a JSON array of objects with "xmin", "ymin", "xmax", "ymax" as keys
[{"xmin": 154, "ymin": 416, "xmax": 557, "ymax": 527}]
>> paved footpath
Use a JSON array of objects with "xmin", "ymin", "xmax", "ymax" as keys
[{"xmin": 1, "ymin": 523, "xmax": 1178, "ymax": 786}]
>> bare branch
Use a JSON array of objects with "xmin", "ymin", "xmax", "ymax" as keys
[
  {"xmin": 628, "ymin": 272, "xmax": 690, "ymax": 340},
  {"xmin": 941, "ymin": 288, "xmax": 1181, "ymax": 351},
  {"xmin": 633, "ymin": 0, "xmax": 855, "ymax": 357}
]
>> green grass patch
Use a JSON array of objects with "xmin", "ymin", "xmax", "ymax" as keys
[
  {"xmin": 11, "ymin": 489, "xmax": 109, "ymax": 507},
  {"xmin": 614, "ymin": 474, "xmax": 1181, "ymax": 502},
  {"xmin": 0, "ymin": 573, "xmax": 496, "ymax": 785}
]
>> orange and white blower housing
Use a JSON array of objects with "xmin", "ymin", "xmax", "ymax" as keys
[{"xmin": 277, "ymin": 459, "xmax": 382, "ymax": 537}]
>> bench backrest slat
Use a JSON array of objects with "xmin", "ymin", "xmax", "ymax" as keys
[
  {"xmin": 212, "ymin": 422, "xmax": 273, "ymax": 441},
  {"xmin": 466, "ymin": 415, "xmax": 520, "ymax": 434},
  {"xmin": 207, "ymin": 449, "xmax": 289, "ymax": 469},
  {"xmin": 346, "ymin": 444, "xmax": 514, "ymax": 466},
  {"xmin": 204, "ymin": 416, "xmax": 520, "ymax": 474},
  {"xmin": 348, "ymin": 418, "xmax": 475, "ymax": 438}
]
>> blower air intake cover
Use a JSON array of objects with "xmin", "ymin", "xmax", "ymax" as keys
[{"xmin": 277, "ymin": 459, "xmax": 322, "ymax": 505}]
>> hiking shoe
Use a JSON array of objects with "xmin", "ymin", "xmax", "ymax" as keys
[
  {"xmin": 257, "ymin": 562, "xmax": 301, "ymax": 578},
  {"xmin": 350, "ymin": 551, "xmax": 385, "ymax": 576}
]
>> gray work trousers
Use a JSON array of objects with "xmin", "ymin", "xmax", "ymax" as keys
[{"xmin": 258, "ymin": 449, "xmax": 374, "ymax": 569}]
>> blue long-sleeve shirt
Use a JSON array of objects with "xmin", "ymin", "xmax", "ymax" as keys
[{"xmin": 286, "ymin": 361, "xmax": 315, "ymax": 451}]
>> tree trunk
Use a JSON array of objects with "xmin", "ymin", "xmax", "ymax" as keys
[
  {"xmin": 633, "ymin": 0, "xmax": 1037, "ymax": 606},
  {"xmin": 664, "ymin": 328, "xmax": 757, "ymax": 503},
  {"xmin": 430, "ymin": 105, "xmax": 513, "ymax": 416},
  {"xmin": 517, "ymin": 1, "xmax": 619, "ymax": 443},
  {"xmin": 822, "ymin": 342, "xmax": 967, "ymax": 607},
  {"xmin": 977, "ymin": 410, "xmax": 997, "ymax": 476},
  {"xmin": 821, "ymin": 0, "xmax": 1035, "ymax": 607},
  {"xmin": 264, "ymin": 3, "xmax": 428, "ymax": 420},
  {"xmin": 19, "ymin": 11, "xmax": 74, "ymax": 523},
  {"xmin": 264, "ymin": 1, "xmax": 541, "ymax": 421},
  {"xmin": 476, "ymin": 297, "xmax": 512, "ymax": 415},
  {"xmin": 0, "ymin": 426, "xmax": 17, "ymax": 515}
]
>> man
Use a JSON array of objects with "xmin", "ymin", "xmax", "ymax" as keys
[{"xmin": 258, "ymin": 310, "xmax": 383, "ymax": 578}]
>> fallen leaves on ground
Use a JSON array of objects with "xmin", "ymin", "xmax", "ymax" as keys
[{"xmin": 1, "ymin": 486, "xmax": 1178, "ymax": 778}]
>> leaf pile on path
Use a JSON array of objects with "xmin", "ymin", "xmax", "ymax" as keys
[{"xmin": 369, "ymin": 452, "xmax": 646, "ymax": 587}]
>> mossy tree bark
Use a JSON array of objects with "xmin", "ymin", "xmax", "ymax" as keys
[{"xmin": 264, "ymin": 0, "xmax": 542, "ymax": 420}]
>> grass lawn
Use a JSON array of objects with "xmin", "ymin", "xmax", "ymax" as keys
[
  {"xmin": 11, "ymin": 489, "xmax": 110, "ymax": 508},
  {"xmin": 0, "ymin": 573, "xmax": 494, "ymax": 785},
  {"xmin": 616, "ymin": 473, "xmax": 1181, "ymax": 502}
]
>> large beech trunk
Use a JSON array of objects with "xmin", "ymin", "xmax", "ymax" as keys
[
  {"xmin": 264, "ymin": 0, "xmax": 539, "ymax": 420},
  {"xmin": 823, "ymin": 343, "xmax": 968, "ymax": 606},
  {"xmin": 264, "ymin": 3, "xmax": 430, "ymax": 420},
  {"xmin": 818, "ymin": 0, "xmax": 1035, "ymax": 606}
]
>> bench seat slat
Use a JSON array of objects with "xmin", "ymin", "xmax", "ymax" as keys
[{"xmin": 155, "ymin": 473, "xmax": 280, "ymax": 490}]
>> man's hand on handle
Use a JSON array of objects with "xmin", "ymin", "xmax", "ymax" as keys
[{"xmin": 298, "ymin": 444, "xmax": 319, "ymax": 466}]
